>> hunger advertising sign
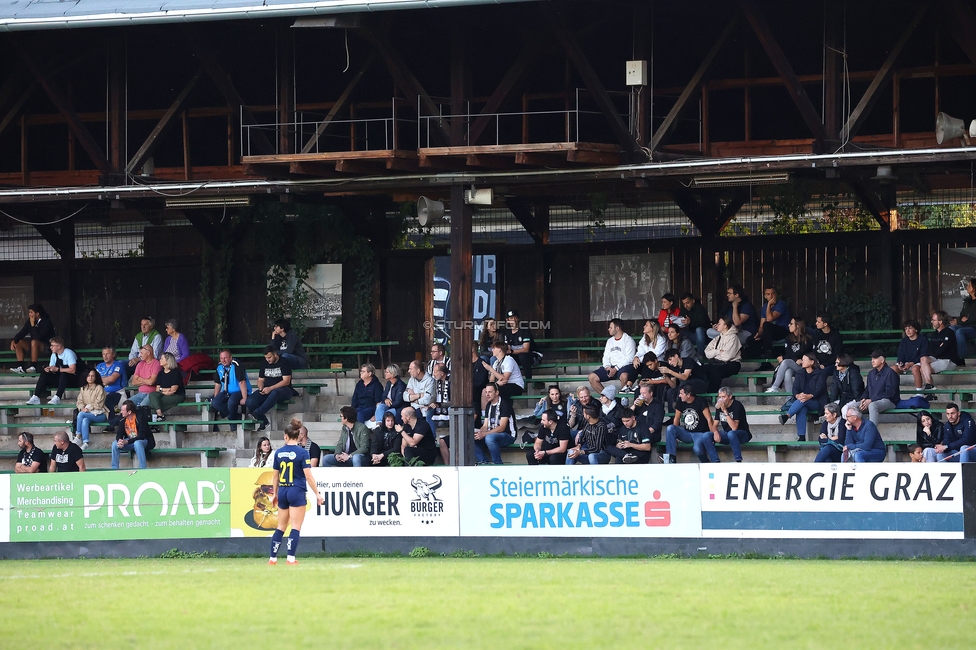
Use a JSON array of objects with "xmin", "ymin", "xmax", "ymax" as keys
[
  {"xmin": 299, "ymin": 468, "xmax": 460, "ymax": 537},
  {"xmin": 458, "ymin": 466, "xmax": 702, "ymax": 537},
  {"xmin": 700, "ymin": 464, "xmax": 965, "ymax": 539}
]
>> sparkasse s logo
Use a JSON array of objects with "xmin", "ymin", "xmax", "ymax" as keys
[{"xmin": 411, "ymin": 475, "xmax": 445, "ymax": 524}]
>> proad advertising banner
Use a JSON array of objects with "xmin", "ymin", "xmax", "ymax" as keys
[
  {"xmin": 9, "ymin": 469, "xmax": 231, "ymax": 542},
  {"xmin": 701, "ymin": 464, "xmax": 965, "ymax": 539},
  {"xmin": 458, "ymin": 466, "xmax": 702, "ymax": 537}
]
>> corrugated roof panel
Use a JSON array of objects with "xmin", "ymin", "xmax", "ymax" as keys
[{"xmin": 0, "ymin": 0, "xmax": 537, "ymax": 31}]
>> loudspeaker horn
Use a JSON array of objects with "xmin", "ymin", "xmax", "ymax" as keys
[
  {"xmin": 936, "ymin": 112, "xmax": 967, "ymax": 144},
  {"xmin": 417, "ymin": 196, "xmax": 445, "ymax": 227}
]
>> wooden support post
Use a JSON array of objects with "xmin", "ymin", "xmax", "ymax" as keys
[
  {"xmin": 182, "ymin": 110, "xmax": 192, "ymax": 181},
  {"xmin": 108, "ymin": 35, "xmax": 126, "ymax": 175},
  {"xmin": 450, "ymin": 21, "xmax": 467, "ymax": 146},
  {"xmin": 822, "ymin": 0, "xmax": 842, "ymax": 140},
  {"xmin": 701, "ymin": 86, "xmax": 710, "ymax": 155},
  {"xmin": 449, "ymin": 183, "xmax": 474, "ymax": 467},
  {"xmin": 892, "ymin": 75, "xmax": 900, "ymax": 148},
  {"xmin": 277, "ymin": 28, "xmax": 295, "ymax": 155},
  {"xmin": 20, "ymin": 115, "xmax": 27, "ymax": 186}
]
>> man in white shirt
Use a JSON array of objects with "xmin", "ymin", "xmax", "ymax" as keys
[{"xmin": 588, "ymin": 318, "xmax": 636, "ymax": 393}]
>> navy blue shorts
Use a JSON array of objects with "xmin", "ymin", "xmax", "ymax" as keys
[
  {"xmin": 277, "ymin": 485, "xmax": 307, "ymax": 509},
  {"xmin": 592, "ymin": 365, "xmax": 635, "ymax": 383}
]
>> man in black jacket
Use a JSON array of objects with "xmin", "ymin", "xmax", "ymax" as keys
[
  {"xmin": 112, "ymin": 400, "xmax": 156, "ymax": 469},
  {"xmin": 828, "ymin": 353, "xmax": 864, "ymax": 416},
  {"xmin": 10, "ymin": 303, "xmax": 55, "ymax": 373}
]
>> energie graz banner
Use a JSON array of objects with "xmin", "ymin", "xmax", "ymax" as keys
[{"xmin": 8, "ymin": 469, "xmax": 230, "ymax": 542}]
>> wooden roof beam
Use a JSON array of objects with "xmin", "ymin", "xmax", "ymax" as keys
[
  {"xmin": 505, "ymin": 197, "xmax": 546, "ymax": 246},
  {"xmin": 651, "ymin": 16, "xmax": 738, "ymax": 152},
  {"xmin": 543, "ymin": 5, "xmax": 645, "ymax": 161},
  {"xmin": 185, "ymin": 28, "xmax": 275, "ymax": 156},
  {"xmin": 739, "ymin": 0, "xmax": 830, "ymax": 148},
  {"xmin": 842, "ymin": 3, "xmax": 929, "ymax": 142},
  {"xmin": 13, "ymin": 38, "xmax": 111, "ymax": 176},
  {"xmin": 842, "ymin": 172, "xmax": 893, "ymax": 230},
  {"xmin": 358, "ymin": 22, "xmax": 450, "ymax": 145},
  {"xmin": 942, "ymin": 0, "xmax": 976, "ymax": 65},
  {"xmin": 300, "ymin": 53, "xmax": 376, "ymax": 154},
  {"xmin": 127, "ymin": 68, "xmax": 204, "ymax": 175}
]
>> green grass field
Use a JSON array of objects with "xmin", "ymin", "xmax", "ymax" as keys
[{"xmin": 0, "ymin": 556, "xmax": 972, "ymax": 648}]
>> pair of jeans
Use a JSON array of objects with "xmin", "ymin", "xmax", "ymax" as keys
[
  {"xmin": 565, "ymin": 450, "xmax": 611, "ymax": 464},
  {"xmin": 814, "ymin": 443, "xmax": 843, "ymax": 463},
  {"xmin": 665, "ymin": 425, "xmax": 711, "ymax": 462},
  {"xmin": 112, "ymin": 439, "xmax": 148, "ymax": 469},
  {"xmin": 75, "ymin": 411, "xmax": 108, "ymax": 443},
  {"xmin": 373, "ymin": 402, "xmax": 403, "ymax": 425},
  {"xmin": 715, "ymin": 429, "xmax": 752, "ymax": 462},
  {"xmin": 950, "ymin": 325, "xmax": 976, "ymax": 358},
  {"xmin": 246, "ymin": 386, "xmax": 297, "ymax": 420},
  {"xmin": 211, "ymin": 390, "xmax": 243, "ymax": 430},
  {"xmin": 692, "ymin": 327, "xmax": 707, "ymax": 356},
  {"xmin": 788, "ymin": 398, "xmax": 823, "ymax": 439},
  {"xmin": 130, "ymin": 392, "xmax": 152, "ymax": 407},
  {"xmin": 938, "ymin": 446, "xmax": 976, "ymax": 462},
  {"xmin": 280, "ymin": 353, "xmax": 307, "ymax": 370},
  {"xmin": 322, "ymin": 453, "xmax": 367, "ymax": 467},
  {"xmin": 356, "ymin": 406, "xmax": 376, "ymax": 423},
  {"xmin": 851, "ymin": 447, "xmax": 886, "ymax": 463},
  {"xmin": 771, "ymin": 359, "xmax": 801, "ymax": 392},
  {"xmin": 475, "ymin": 432, "xmax": 515, "ymax": 464}
]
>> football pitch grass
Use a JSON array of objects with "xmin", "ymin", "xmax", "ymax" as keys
[{"xmin": 1, "ymin": 555, "xmax": 972, "ymax": 648}]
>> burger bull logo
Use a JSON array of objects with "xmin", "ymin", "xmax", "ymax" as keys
[{"xmin": 411, "ymin": 475, "xmax": 444, "ymax": 524}]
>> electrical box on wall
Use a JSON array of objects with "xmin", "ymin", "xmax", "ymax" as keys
[{"xmin": 626, "ymin": 60, "xmax": 648, "ymax": 86}]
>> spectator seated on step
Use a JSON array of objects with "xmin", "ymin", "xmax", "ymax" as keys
[
  {"xmin": 892, "ymin": 319, "xmax": 927, "ymax": 393},
  {"xmin": 211, "ymin": 349, "xmax": 251, "ymax": 432},
  {"xmin": 10, "ymin": 303, "xmax": 55, "ymax": 374},
  {"xmin": 271, "ymin": 318, "xmax": 307, "ymax": 370},
  {"xmin": 127, "ymin": 316, "xmax": 162, "ymax": 368},
  {"xmin": 28, "ymin": 337, "xmax": 80, "ymax": 406},
  {"xmin": 920, "ymin": 310, "xmax": 962, "ymax": 391},
  {"xmin": 245, "ymin": 346, "xmax": 299, "ymax": 432}
]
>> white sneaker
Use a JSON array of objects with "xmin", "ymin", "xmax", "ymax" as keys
[
  {"xmin": 25, "ymin": 366, "xmax": 36, "ymax": 373},
  {"xmin": 10, "ymin": 366, "xmax": 23, "ymax": 374},
  {"xmin": 80, "ymin": 441, "xmax": 89, "ymax": 451},
  {"xmin": 48, "ymin": 395, "xmax": 61, "ymax": 405},
  {"xmin": 26, "ymin": 395, "xmax": 40, "ymax": 405},
  {"xmin": 765, "ymin": 386, "xmax": 780, "ymax": 393}
]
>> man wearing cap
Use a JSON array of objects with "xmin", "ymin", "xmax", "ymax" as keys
[
  {"xmin": 503, "ymin": 309, "xmax": 534, "ymax": 380},
  {"xmin": 858, "ymin": 349, "xmax": 899, "ymax": 425}
]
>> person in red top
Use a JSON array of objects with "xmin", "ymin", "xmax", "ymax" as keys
[{"xmin": 657, "ymin": 293, "xmax": 684, "ymax": 329}]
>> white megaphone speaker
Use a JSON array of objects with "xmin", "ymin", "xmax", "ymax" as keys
[
  {"xmin": 936, "ymin": 112, "xmax": 967, "ymax": 144},
  {"xmin": 416, "ymin": 196, "xmax": 445, "ymax": 227}
]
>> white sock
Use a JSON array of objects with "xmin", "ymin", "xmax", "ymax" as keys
[
  {"xmin": 287, "ymin": 555, "xmax": 296, "ymax": 562},
  {"xmin": 268, "ymin": 557, "xmax": 277, "ymax": 564}
]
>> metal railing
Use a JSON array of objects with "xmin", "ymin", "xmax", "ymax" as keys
[
  {"xmin": 417, "ymin": 88, "xmax": 631, "ymax": 148},
  {"xmin": 240, "ymin": 98, "xmax": 415, "ymax": 156}
]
